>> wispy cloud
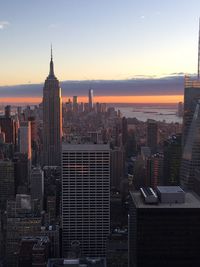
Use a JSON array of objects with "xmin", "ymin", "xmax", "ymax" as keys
[
  {"xmin": 0, "ymin": 21, "xmax": 10, "ymax": 30},
  {"xmin": 140, "ymin": 15, "xmax": 145, "ymax": 20}
]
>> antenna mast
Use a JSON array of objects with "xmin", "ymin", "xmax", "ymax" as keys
[{"xmin": 198, "ymin": 18, "xmax": 200, "ymax": 79}]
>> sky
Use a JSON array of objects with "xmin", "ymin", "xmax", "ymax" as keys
[{"xmin": 0, "ymin": 0, "xmax": 200, "ymax": 102}]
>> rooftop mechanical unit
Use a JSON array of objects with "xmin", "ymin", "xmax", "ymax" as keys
[{"xmin": 140, "ymin": 187, "xmax": 158, "ymax": 204}]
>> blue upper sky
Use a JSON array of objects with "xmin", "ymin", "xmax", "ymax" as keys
[{"xmin": 1, "ymin": 0, "xmax": 200, "ymax": 85}]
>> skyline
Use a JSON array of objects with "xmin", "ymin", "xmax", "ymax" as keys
[{"xmin": 1, "ymin": 0, "xmax": 200, "ymax": 87}]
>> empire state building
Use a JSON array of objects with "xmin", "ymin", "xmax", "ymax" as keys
[{"xmin": 43, "ymin": 48, "xmax": 62, "ymax": 166}]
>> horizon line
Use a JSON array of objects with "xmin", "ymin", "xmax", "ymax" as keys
[{"xmin": 0, "ymin": 73, "xmax": 194, "ymax": 87}]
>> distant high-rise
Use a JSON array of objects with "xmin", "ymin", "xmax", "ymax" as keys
[
  {"xmin": 73, "ymin": 96, "xmax": 78, "ymax": 112},
  {"xmin": 163, "ymin": 134, "xmax": 182, "ymax": 186},
  {"xmin": 30, "ymin": 167, "xmax": 44, "ymax": 210},
  {"xmin": 43, "ymin": 47, "xmax": 62, "ymax": 166},
  {"xmin": 19, "ymin": 121, "xmax": 32, "ymax": 160},
  {"xmin": 147, "ymin": 119, "xmax": 158, "ymax": 154},
  {"xmin": 62, "ymin": 144, "xmax": 110, "ymax": 257},
  {"xmin": 88, "ymin": 88, "xmax": 94, "ymax": 111},
  {"xmin": 0, "ymin": 106, "xmax": 17, "ymax": 145},
  {"xmin": 0, "ymin": 160, "xmax": 15, "ymax": 210}
]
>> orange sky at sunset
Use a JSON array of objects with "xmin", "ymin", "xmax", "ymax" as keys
[{"xmin": 0, "ymin": 95, "xmax": 183, "ymax": 104}]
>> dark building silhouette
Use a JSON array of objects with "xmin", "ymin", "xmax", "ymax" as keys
[
  {"xmin": 182, "ymin": 76, "xmax": 200, "ymax": 147},
  {"xmin": 106, "ymin": 231, "xmax": 128, "ymax": 267},
  {"xmin": 110, "ymin": 147, "xmax": 125, "ymax": 190},
  {"xmin": 17, "ymin": 236, "xmax": 49, "ymax": 267},
  {"xmin": 13, "ymin": 152, "xmax": 29, "ymax": 194},
  {"xmin": 146, "ymin": 153, "xmax": 163, "ymax": 188},
  {"xmin": 147, "ymin": 119, "xmax": 158, "ymax": 154},
  {"xmin": 122, "ymin": 117, "xmax": 128, "ymax": 146},
  {"xmin": 180, "ymin": 101, "xmax": 200, "ymax": 189},
  {"xmin": 129, "ymin": 188, "xmax": 200, "ymax": 267},
  {"xmin": 88, "ymin": 88, "xmax": 94, "ymax": 111},
  {"xmin": 0, "ymin": 106, "xmax": 17, "ymax": 145},
  {"xmin": 43, "ymin": 47, "xmax": 62, "ymax": 166},
  {"xmin": 0, "ymin": 160, "xmax": 15, "ymax": 210},
  {"xmin": 163, "ymin": 134, "xmax": 182, "ymax": 186}
]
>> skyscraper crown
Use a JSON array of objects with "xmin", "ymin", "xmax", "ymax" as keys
[{"xmin": 48, "ymin": 44, "xmax": 55, "ymax": 78}]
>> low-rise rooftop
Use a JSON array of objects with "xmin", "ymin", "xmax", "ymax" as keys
[{"xmin": 130, "ymin": 191, "xmax": 200, "ymax": 209}]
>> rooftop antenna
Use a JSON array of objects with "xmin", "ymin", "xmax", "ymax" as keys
[
  {"xmin": 198, "ymin": 18, "xmax": 200, "ymax": 79},
  {"xmin": 51, "ymin": 43, "xmax": 53, "ymax": 61}
]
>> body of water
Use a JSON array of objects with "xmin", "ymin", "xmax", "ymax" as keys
[{"xmin": 116, "ymin": 105, "xmax": 182, "ymax": 123}]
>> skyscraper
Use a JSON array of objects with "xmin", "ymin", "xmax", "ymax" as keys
[
  {"xmin": 62, "ymin": 143, "xmax": 110, "ymax": 257},
  {"xmin": 163, "ymin": 134, "xmax": 182, "ymax": 186},
  {"xmin": 180, "ymin": 101, "xmax": 200, "ymax": 189},
  {"xmin": 19, "ymin": 121, "xmax": 32, "ymax": 160},
  {"xmin": 0, "ymin": 160, "xmax": 15, "ymax": 210},
  {"xmin": 182, "ymin": 21, "xmax": 200, "ymax": 147},
  {"xmin": 88, "ymin": 89, "xmax": 94, "ymax": 111},
  {"xmin": 43, "ymin": 47, "xmax": 62, "ymax": 166},
  {"xmin": 0, "ymin": 106, "xmax": 18, "ymax": 145},
  {"xmin": 182, "ymin": 76, "xmax": 200, "ymax": 147},
  {"xmin": 146, "ymin": 119, "xmax": 158, "ymax": 154},
  {"xmin": 30, "ymin": 167, "xmax": 44, "ymax": 210},
  {"xmin": 129, "ymin": 187, "xmax": 200, "ymax": 267},
  {"xmin": 180, "ymin": 22, "xmax": 200, "ymax": 188}
]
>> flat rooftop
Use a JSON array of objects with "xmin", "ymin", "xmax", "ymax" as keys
[
  {"xmin": 157, "ymin": 186, "xmax": 184, "ymax": 194},
  {"xmin": 62, "ymin": 143, "xmax": 110, "ymax": 151},
  {"xmin": 47, "ymin": 258, "xmax": 106, "ymax": 267},
  {"xmin": 130, "ymin": 191, "xmax": 200, "ymax": 209}
]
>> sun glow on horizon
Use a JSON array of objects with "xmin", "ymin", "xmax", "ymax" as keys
[{"xmin": 0, "ymin": 95, "xmax": 183, "ymax": 104}]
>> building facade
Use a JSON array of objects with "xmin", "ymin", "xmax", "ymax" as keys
[
  {"xmin": 43, "ymin": 48, "xmax": 62, "ymax": 166},
  {"xmin": 129, "ymin": 188, "xmax": 200, "ymax": 267},
  {"xmin": 180, "ymin": 101, "xmax": 200, "ymax": 189},
  {"xmin": 147, "ymin": 119, "xmax": 158, "ymax": 154},
  {"xmin": 62, "ymin": 144, "xmax": 110, "ymax": 257}
]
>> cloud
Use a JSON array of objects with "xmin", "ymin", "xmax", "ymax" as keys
[
  {"xmin": 0, "ymin": 21, "xmax": 10, "ymax": 30},
  {"xmin": 140, "ymin": 15, "xmax": 145, "ymax": 19}
]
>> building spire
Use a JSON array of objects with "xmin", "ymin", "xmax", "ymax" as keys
[
  {"xmin": 51, "ymin": 43, "xmax": 53, "ymax": 61},
  {"xmin": 198, "ymin": 18, "xmax": 200, "ymax": 79},
  {"xmin": 49, "ymin": 44, "xmax": 55, "ymax": 77}
]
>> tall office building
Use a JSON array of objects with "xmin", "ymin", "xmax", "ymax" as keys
[
  {"xmin": 146, "ymin": 119, "xmax": 158, "ymax": 154},
  {"xmin": 163, "ymin": 134, "xmax": 182, "ymax": 186},
  {"xmin": 0, "ymin": 160, "xmax": 15, "ymax": 210},
  {"xmin": 6, "ymin": 195, "xmax": 42, "ymax": 267},
  {"xmin": 110, "ymin": 147, "xmax": 125, "ymax": 190},
  {"xmin": 13, "ymin": 152, "xmax": 29, "ymax": 194},
  {"xmin": 43, "ymin": 47, "xmax": 62, "ymax": 166},
  {"xmin": 73, "ymin": 96, "xmax": 78, "ymax": 112},
  {"xmin": 129, "ymin": 187, "xmax": 200, "ymax": 267},
  {"xmin": 62, "ymin": 144, "xmax": 110, "ymax": 257},
  {"xmin": 180, "ymin": 101, "xmax": 200, "ymax": 189},
  {"xmin": 88, "ymin": 88, "xmax": 94, "ymax": 111},
  {"xmin": 182, "ymin": 76, "xmax": 200, "ymax": 147},
  {"xmin": 30, "ymin": 167, "xmax": 44, "ymax": 210},
  {"xmin": 183, "ymin": 22, "xmax": 200, "ymax": 147},
  {"xmin": 0, "ymin": 106, "xmax": 17, "ymax": 145},
  {"xmin": 19, "ymin": 121, "xmax": 32, "ymax": 160},
  {"xmin": 146, "ymin": 153, "xmax": 163, "ymax": 188}
]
